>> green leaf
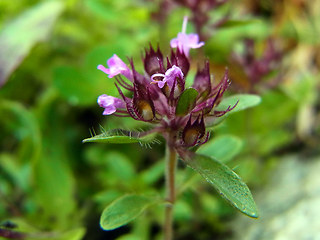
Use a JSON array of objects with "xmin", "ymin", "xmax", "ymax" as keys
[
  {"xmin": 176, "ymin": 88, "xmax": 198, "ymax": 115},
  {"xmin": 53, "ymin": 46, "xmax": 120, "ymax": 106},
  {"xmin": 53, "ymin": 66, "xmax": 116, "ymax": 106},
  {"xmin": 33, "ymin": 151, "xmax": 76, "ymax": 227},
  {"xmin": 4, "ymin": 219, "xmax": 85, "ymax": 240},
  {"xmin": 184, "ymin": 153, "xmax": 258, "ymax": 218},
  {"xmin": 82, "ymin": 130, "xmax": 158, "ymax": 144},
  {"xmin": 51, "ymin": 228, "xmax": 86, "ymax": 240},
  {"xmin": 219, "ymin": 19, "xmax": 257, "ymax": 29},
  {"xmin": 0, "ymin": 1, "xmax": 64, "ymax": 87},
  {"xmin": 104, "ymin": 152, "xmax": 136, "ymax": 182},
  {"xmin": 0, "ymin": 154, "xmax": 31, "ymax": 192},
  {"xmin": 140, "ymin": 160, "xmax": 164, "ymax": 185},
  {"xmin": 116, "ymin": 235, "xmax": 141, "ymax": 240},
  {"xmin": 208, "ymin": 94, "xmax": 261, "ymax": 127},
  {"xmin": 216, "ymin": 94, "xmax": 261, "ymax": 113},
  {"xmin": 0, "ymin": 100, "xmax": 41, "ymax": 163},
  {"xmin": 100, "ymin": 195, "xmax": 157, "ymax": 230},
  {"xmin": 197, "ymin": 135, "xmax": 243, "ymax": 163}
]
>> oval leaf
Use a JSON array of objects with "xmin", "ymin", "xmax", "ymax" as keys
[
  {"xmin": 210, "ymin": 94, "xmax": 262, "ymax": 126},
  {"xmin": 216, "ymin": 94, "xmax": 261, "ymax": 113},
  {"xmin": 82, "ymin": 130, "xmax": 158, "ymax": 144},
  {"xmin": 184, "ymin": 153, "xmax": 258, "ymax": 218},
  {"xmin": 176, "ymin": 88, "xmax": 198, "ymax": 115},
  {"xmin": 100, "ymin": 195, "xmax": 157, "ymax": 230},
  {"xmin": 197, "ymin": 135, "xmax": 243, "ymax": 163}
]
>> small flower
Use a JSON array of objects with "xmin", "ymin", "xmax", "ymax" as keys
[
  {"xmin": 170, "ymin": 16, "xmax": 204, "ymax": 56},
  {"xmin": 97, "ymin": 54, "xmax": 132, "ymax": 80},
  {"xmin": 151, "ymin": 65, "xmax": 184, "ymax": 88},
  {"xmin": 97, "ymin": 94, "xmax": 126, "ymax": 115}
]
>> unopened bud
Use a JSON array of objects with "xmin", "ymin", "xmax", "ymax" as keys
[{"xmin": 136, "ymin": 100, "xmax": 154, "ymax": 121}]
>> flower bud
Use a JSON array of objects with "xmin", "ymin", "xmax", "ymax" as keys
[
  {"xmin": 182, "ymin": 115, "xmax": 206, "ymax": 146},
  {"xmin": 131, "ymin": 82, "xmax": 156, "ymax": 121},
  {"xmin": 170, "ymin": 49, "xmax": 190, "ymax": 76},
  {"xmin": 192, "ymin": 61, "xmax": 211, "ymax": 100},
  {"xmin": 144, "ymin": 45, "xmax": 165, "ymax": 76},
  {"xmin": 135, "ymin": 99, "xmax": 155, "ymax": 121}
]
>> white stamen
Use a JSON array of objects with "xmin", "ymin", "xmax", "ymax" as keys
[
  {"xmin": 182, "ymin": 16, "xmax": 188, "ymax": 34},
  {"xmin": 151, "ymin": 73, "xmax": 165, "ymax": 81}
]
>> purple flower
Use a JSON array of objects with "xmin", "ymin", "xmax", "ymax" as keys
[
  {"xmin": 97, "ymin": 54, "xmax": 132, "ymax": 80},
  {"xmin": 96, "ymin": 19, "xmax": 235, "ymax": 148},
  {"xmin": 151, "ymin": 65, "xmax": 184, "ymax": 88},
  {"xmin": 170, "ymin": 16, "xmax": 204, "ymax": 56},
  {"xmin": 97, "ymin": 94, "xmax": 126, "ymax": 115}
]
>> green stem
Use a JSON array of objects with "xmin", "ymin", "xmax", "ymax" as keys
[{"xmin": 164, "ymin": 143, "xmax": 177, "ymax": 240}]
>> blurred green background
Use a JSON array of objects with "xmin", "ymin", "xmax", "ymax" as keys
[{"xmin": 0, "ymin": 0, "xmax": 319, "ymax": 239}]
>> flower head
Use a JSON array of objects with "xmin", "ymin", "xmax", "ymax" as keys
[
  {"xmin": 97, "ymin": 18, "xmax": 236, "ymax": 150},
  {"xmin": 170, "ymin": 16, "xmax": 204, "ymax": 56}
]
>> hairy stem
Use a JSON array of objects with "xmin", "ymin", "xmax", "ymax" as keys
[{"xmin": 164, "ymin": 143, "xmax": 177, "ymax": 240}]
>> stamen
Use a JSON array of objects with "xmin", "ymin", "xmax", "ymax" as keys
[
  {"xmin": 182, "ymin": 16, "xmax": 188, "ymax": 34},
  {"xmin": 151, "ymin": 73, "xmax": 165, "ymax": 81}
]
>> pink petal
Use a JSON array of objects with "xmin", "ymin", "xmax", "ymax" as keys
[
  {"xmin": 97, "ymin": 94, "xmax": 125, "ymax": 115},
  {"xmin": 97, "ymin": 54, "xmax": 132, "ymax": 80}
]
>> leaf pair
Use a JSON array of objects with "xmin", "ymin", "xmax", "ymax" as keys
[{"xmin": 100, "ymin": 152, "xmax": 258, "ymax": 232}]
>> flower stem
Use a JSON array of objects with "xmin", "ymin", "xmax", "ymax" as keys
[{"xmin": 164, "ymin": 143, "xmax": 177, "ymax": 240}]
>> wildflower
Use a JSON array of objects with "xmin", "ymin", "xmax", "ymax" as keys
[
  {"xmin": 97, "ymin": 54, "xmax": 132, "ymax": 80},
  {"xmin": 97, "ymin": 94, "xmax": 126, "ymax": 115},
  {"xmin": 92, "ymin": 18, "xmax": 259, "ymax": 239},
  {"xmin": 97, "ymin": 19, "xmax": 236, "ymax": 150},
  {"xmin": 170, "ymin": 16, "xmax": 204, "ymax": 56}
]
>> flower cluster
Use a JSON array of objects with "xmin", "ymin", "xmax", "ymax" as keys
[
  {"xmin": 97, "ymin": 17, "xmax": 235, "ymax": 150},
  {"xmin": 232, "ymin": 38, "xmax": 282, "ymax": 92}
]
